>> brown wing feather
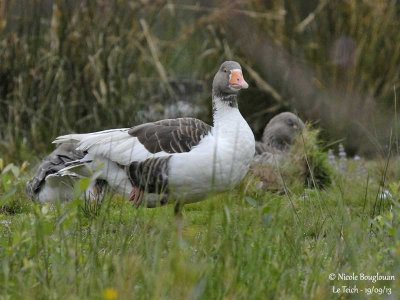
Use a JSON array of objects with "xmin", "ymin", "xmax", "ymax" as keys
[
  {"xmin": 128, "ymin": 118, "xmax": 212, "ymax": 154},
  {"xmin": 127, "ymin": 156, "xmax": 171, "ymax": 194}
]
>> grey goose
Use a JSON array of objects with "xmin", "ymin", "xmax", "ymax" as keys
[
  {"xmin": 254, "ymin": 112, "xmax": 305, "ymax": 164},
  {"xmin": 29, "ymin": 61, "xmax": 255, "ymax": 211}
]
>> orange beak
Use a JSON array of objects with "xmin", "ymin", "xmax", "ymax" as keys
[{"xmin": 229, "ymin": 70, "xmax": 249, "ymax": 90}]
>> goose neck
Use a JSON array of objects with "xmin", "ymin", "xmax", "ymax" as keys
[{"xmin": 212, "ymin": 93, "xmax": 240, "ymax": 126}]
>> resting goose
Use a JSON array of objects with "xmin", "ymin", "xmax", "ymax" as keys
[
  {"xmin": 254, "ymin": 112, "xmax": 305, "ymax": 163},
  {"xmin": 50, "ymin": 61, "xmax": 255, "ymax": 208},
  {"xmin": 252, "ymin": 113, "xmax": 332, "ymax": 191}
]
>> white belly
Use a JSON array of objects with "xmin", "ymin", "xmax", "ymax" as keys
[{"xmin": 168, "ymin": 120, "xmax": 255, "ymax": 202}]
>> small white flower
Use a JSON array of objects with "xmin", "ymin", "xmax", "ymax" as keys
[{"xmin": 378, "ymin": 189, "xmax": 392, "ymax": 201}]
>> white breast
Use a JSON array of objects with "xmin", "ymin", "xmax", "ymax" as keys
[{"xmin": 168, "ymin": 108, "xmax": 255, "ymax": 202}]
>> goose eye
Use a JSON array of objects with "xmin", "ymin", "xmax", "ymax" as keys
[
  {"xmin": 286, "ymin": 119, "xmax": 294, "ymax": 127},
  {"xmin": 223, "ymin": 68, "xmax": 227, "ymax": 73}
]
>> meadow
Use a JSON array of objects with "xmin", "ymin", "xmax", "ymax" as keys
[
  {"xmin": 1, "ymin": 139, "xmax": 399, "ymax": 299},
  {"xmin": 1, "ymin": 1, "xmax": 400, "ymax": 299}
]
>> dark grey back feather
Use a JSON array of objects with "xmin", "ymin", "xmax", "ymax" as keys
[{"xmin": 129, "ymin": 118, "xmax": 212, "ymax": 154}]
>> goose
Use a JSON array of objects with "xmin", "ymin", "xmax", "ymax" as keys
[
  {"xmin": 252, "ymin": 113, "xmax": 332, "ymax": 190},
  {"xmin": 44, "ymin": 61, "xmax": 254, "ymax": 210},
  {"xmin": 251, "ymin": 112, "xmax": 312, "ymax": 191},
  {"xmin": 254, "ymin": 112, "xmax": 305, "ymax": 164}
]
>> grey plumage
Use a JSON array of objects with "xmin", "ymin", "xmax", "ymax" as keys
[
  {"xmin": 256, "ymin": 112, "xmax": 305, "ymax": 155},
  {"xmin": 127, "ymin": 156, "xmax": 171, "ymax": 207},
  {"xmin": 255, "ymin": 142, "xmax": 275, "ymax": 156},
  {"xmin": 26, "ymin": 144, "xmax": 107, "ymax": 203},
  {"xmin": 129, "ymin": 118, "xmax": 211, "ymax": 154},
  {"xmin": 26, "ymin": 144, "xmax": 85, "ymax": 200},
  {"xmin": 212, "ymin": 61, "xmax": 247, "ymax": 96},
  {"xmin": 250, "ymin": 112, "xmax": 333, "ymax": 192},
  {"xmin": 127, "ymin": 156, "xmax": 171, "ymax": 195},
  {"xmin": 252, "ymin": 120, "xmax": 332, "ymax": 191},
  {"xmin": 253, "ymin": 112, "xmax": 305, "ymax": 166}
]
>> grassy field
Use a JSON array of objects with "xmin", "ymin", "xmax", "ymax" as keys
[
  {"xmin": 0, "ymin": 155, "xmax": 399, "ymax": 299},
  {"xmin": 1, "ymin": 1, "xmax": 400, "ymax": 299}
]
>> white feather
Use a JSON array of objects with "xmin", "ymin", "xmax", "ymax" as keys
[
  {"xmin": 168, "ymin": 97, "xmax": 255, "ymax": 203},
  {"xmin": 37, "ymin": 172, "xmax": 80, "ymax": 203},
  {"xmin": 54, "ymin": 128, "xmax": 169, "ymax": 166}
]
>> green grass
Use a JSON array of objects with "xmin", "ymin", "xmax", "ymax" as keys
[
  {"xmin": 1, "ymin": 1, "xmax": 400, "ymax": 298},
  {"xmin": 0, "ymin": 160, "xmax": 399, "ymax": 299}
]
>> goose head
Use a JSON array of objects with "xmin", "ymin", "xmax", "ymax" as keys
[
  {"xmin": 212, "ymin": 61, "xmax": 249, "ymax": 97},
  {"xmin": 262, "ymin": 112, "xmax": 305, "ymax": 151}
]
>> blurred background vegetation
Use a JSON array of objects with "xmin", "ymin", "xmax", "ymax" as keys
[{"xmin": 0, "ymin": 0, "xmax": 399, "ymax": 162}]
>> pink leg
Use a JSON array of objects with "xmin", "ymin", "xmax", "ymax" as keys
[{"xmin": 130, "ymin": 187, "xmax": 145, "ymax": 208}]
